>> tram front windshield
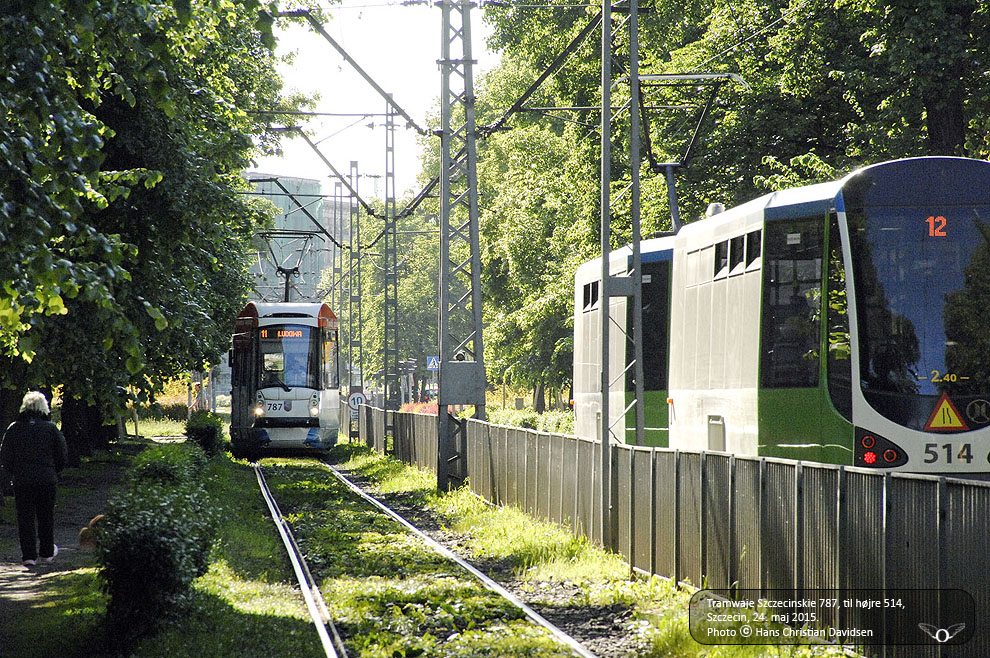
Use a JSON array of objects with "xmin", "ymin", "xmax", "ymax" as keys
[
  {"xmin": 850, "ymin": 202, "xmax": 990, "ymax": 431},
  {"xmin": 259, "ymin": 324, "xmax": 320, "ymax": 390}
]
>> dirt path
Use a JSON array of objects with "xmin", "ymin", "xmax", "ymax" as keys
[{"xmin": 0, "ymin": 455, "xmax": 127, "ymax": 648}]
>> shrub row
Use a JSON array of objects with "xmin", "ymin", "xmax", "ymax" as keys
[
  {"xmin": 486, "ymin": 407, "xmax": 575, "ymax": 435},
  {"xmin": 98, "ymin": 443, "xmax": 218, "ymax": 650},
  {"xmin": 185, "ymin": 409, "xmax": 225, "ymax": 456},
  {"xmin": 135, "ymin": 402, "xmax": 189, "ymax": 422}
]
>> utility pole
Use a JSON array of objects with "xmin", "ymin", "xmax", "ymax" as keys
[
  {"xmin": 384, "ymin": 100, "xmax": 400, "ymax": 436},
  {"xmin": 599, "ymin": 0, "xmax": 646, "ymax": 551},
  {"xmin": 348, "ymin": 162, "xmax": 364, "ymax": 441},
  {"xmin": 437, "ymin": 0, "xmax": 486, "ymax": 491}
]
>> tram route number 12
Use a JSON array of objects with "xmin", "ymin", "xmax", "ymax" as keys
[{"xmin": 926, "ymin": 215, "xmax": 947, "ymax": 237}]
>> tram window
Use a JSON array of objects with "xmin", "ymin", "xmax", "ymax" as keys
[
  {"xmin": 627, "ymin": 260, "xmax": 670, "ymax": 391},
  {"xmin": 583, "ymin": 281, "xmax": 600, "ymax": 310},
  {"xmin": 729, "ymin": 236, "xmax": 745, "ymax": 274},
  {"xmin": 760, "ymin": 217, "xmax": 824, "ymax": 388},
  {"xmin": 714, "ymin": 241, "xmax": 729, "ymax": 278},
  {"xmin": 826, "ymin": 214, "xmax": 852, "ymax": 420},
  {"xmin": 746, "ymin": 229, "xmax": 762, "ymax": 266}
]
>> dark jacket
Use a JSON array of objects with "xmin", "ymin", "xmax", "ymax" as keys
[{"xmin": 0, "ymin": 412, "xmax": 69, "ymax": 486}]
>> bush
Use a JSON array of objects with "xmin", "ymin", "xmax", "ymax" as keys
[
  {"xmin": 135, "ymin": 402, "xmax": 188, "ymax": 422},
  {"xmin": 399, "ymin": 401, "xmax": 439, "ymax": 415},
  {"xmin": 486, "ymin": 407, "xmax": 575, "ymax": 435},
  {"xmin": 185, "ymin": 410, "xmax": 224, "ymax": 456},
  {"xmin": 130, "ymin": 443, "xmax": 207, "ymax": 485},
  {"xmin": 98, "ymin": 446, "xmax": 218, "ymax": 649}
]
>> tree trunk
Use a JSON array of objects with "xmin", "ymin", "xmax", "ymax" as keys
[
  {"xmin": 925, "ymin": 87, "xmax": 966, "ymax": 155},
  {"xmin": 534, "ymin": 382, "xmax": 546, "ymax": 414},
  {"xmin": 60, "ymin": 397, "xmax": 107, "ymax": 466}
]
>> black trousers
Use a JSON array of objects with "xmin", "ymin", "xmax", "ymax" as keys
[{"xmin": 13, "ymin": 481, "xmax": 57, "ymax": 562}]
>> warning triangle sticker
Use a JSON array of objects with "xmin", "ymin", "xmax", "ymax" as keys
[{"xmin": 923, "ymin": 393, "xmax": 970, "ymax": 432}]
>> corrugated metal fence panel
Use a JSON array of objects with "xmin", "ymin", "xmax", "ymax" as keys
[
  {"xmin": 884, "ymin": 474, "xmax": 940, "ymax": 658},
  {"xmin": 943, "ymin": 479, "xmax": 990, "ymax": 658},
  {"xmin": 799, "ymin": 463, "xmax": 840, "ymax": 628},
  {"xmin": 576, "ymin": 437, "xmax": 598, "ymax": 543},
  {"xmin": 761, "ymin": 460, "xmax": 796, "ymax": 592},
  {"xmin": 654, "ymin": 450, "xmax": 677, "ymax": 580},
  {"xmin": 732, "ymin": 457, "xmax": 761, "ymax": 590},
  {"xmin": 839, "ymin": 469, "xmax": 884, "ymax": 643},
  {"xmin": 632, "ymin": 448, "xmax": 653, "ymax": 574},
  {"xmin": 561, "ymin": 435, "xmax": 579, "ymax": 530},
  {"xmin": 421, "ymin": 413, "xmax": 440, "ymax": 473},
  {"xmin": 703, "ymin": 453, "xmax": 732, "ymax": 590},
  {"xmin": 549, "ymin": 433, "xmax": 565, "ymax": 526},
  {"xmin": 615, "ymin": 446, "xmax": 632, "ymax": 565},
  {"xmin": 678, "ymin": 452, "xmax": 702, "ymax": 587},
  {"xmin": 537, "ymin": 431, "xmax": 552, "ymax": 521},
  {"xmin": 509, "ymin": 428, "xmax": 525, "ymax": 509},
  {"xmin": 518, "ymin": 428, "xmax": 531, "ymax": 510},
  {"xmin": 522, "ymin": 430, "xmax": 537, "ymax": 517}
]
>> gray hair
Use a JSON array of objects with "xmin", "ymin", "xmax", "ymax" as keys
[{"xmin": 20, "ymin": 391, "xmax": 50, "ymax": 416}]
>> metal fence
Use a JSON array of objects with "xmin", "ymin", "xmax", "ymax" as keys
[{"xmin": 359, "ymin": 406, "xmax": 990, "ymax": 656}]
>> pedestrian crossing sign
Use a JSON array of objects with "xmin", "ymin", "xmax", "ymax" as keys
[{"xmin": 427, "ymin": 356, "xmax": 440, "ymax": 370}]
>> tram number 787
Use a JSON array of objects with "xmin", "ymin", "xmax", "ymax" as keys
[{"xmin": 923, "ymin": 442, "xmax": 974, "ymax": 465}]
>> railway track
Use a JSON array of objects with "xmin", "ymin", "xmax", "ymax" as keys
[{"xmin": 253, "ymin": 458, "xmax": 599, "ymax": 658}]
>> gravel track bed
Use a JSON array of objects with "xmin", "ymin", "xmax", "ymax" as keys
[{"xmin": 334, "ymin": 464, "xmax": 652, "ymax": 658}]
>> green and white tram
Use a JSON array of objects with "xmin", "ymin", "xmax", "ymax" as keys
[
  {"xmin": 229, "ymin": 301, "xmax": 341, "ymax": 458},
  {"xmin": 574, "ymin": 156, "xmax": 990, "ymax": 472}
]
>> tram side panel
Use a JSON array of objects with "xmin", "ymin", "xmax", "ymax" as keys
[{"xmin": 667, "ymin": 204, "xmax": 764, "ymax": 456}]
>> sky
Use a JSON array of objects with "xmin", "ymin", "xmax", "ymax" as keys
[{"xmin": 251, "ymin": 3, "xmax": 497, "ymax": 199}]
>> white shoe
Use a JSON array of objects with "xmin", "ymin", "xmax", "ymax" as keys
[
  {"xmin": 42, "ymin": 545, "xmax": 59, "ymax": 563},
  {"xmin": 22, "ymin": 559, "xmax": 36, "ymax": 567}
]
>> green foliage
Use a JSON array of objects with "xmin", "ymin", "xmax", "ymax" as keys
[
  {"xmin": 130, "ymin": 442, "xmax": 208, "ymax": 485},
  {"xmin": 98, "ymin": 444, "xmax": 218, "ymax": 649},
  {"xmin": 137, "ymin": 402, "xmax": 189, "ymax": 422},
  {"xmin": 472, "ymin": 0, "xmax": 990, "ymax": 390},
  {"xmin": 0, "ymin": 0, "xmax": 299, "ymax": 420},
  {"xmin": 486, "ymin": 407, "xmax": 575, "ymax": 434},
  {"xmin": 185, "ymin": 410, "xmax": 226, "ymax": 456}
]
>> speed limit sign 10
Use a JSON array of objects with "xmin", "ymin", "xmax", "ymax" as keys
[{"xmin": 347, "ymin": 391, "xmax": 367, "ymax": 411}]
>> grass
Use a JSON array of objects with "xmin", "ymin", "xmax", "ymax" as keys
[
  {"xmin": 3, "ymin": 435, "xmax": 856, "ymax": 658},
  {"xmin": 336, "ymin": 443, "xmax": 854, "ymax": 658},
  {"xmin": 260, "ymin": 455, "xmax": 576, "ymax": 657}
]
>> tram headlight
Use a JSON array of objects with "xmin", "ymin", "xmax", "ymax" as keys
[
  {"xmin": 309, "ymin": 392, "xmax": 320, "ymax": 417},
  {"xmin": 255, "ymin": 392, "xmax": 266, "ymax": 416}
]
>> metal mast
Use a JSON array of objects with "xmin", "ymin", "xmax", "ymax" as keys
[
  {"xmin": 384, "ymin": 101, "xmax": 400, "ymax": 437},
  {"xmin": 347, "ymin": 161, "xmax": 364, "ymax": 440},
  {"xmin": 599, "ymin": 0, "xmax": 646, "ymax": 550},
  {"xmin": 437, "ymin": 0, "xmax": 486, "ymax": 491}
]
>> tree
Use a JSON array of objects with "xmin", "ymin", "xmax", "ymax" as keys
[
  {"xmin": 472, "ymin": 0, "xmax": 990, "ymax": 402},
  {"xmin": 0, "ymin": 0, "xmax": 294, "ymax": 448}
]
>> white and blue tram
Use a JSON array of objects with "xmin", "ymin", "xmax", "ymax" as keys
[
  {"xmin": 229, "ymin": 301, "xmax": 341, "ymax": 458},
  {"xmin": 575, "ymin": 156, "xmax": 990, "ymax": 473}
]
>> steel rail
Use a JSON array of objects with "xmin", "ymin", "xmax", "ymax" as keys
[
  {"xmin": 254, "ymin": 465, "xmax": 348, "ymax": 658},
  {"xmin": 318, "ymin": 459, "xmax": 600, "ymax": 658}
]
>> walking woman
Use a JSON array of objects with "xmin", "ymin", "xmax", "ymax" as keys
[{"xmin": 0, "ymin": 391, "xmax": 68, "ymax": 567}]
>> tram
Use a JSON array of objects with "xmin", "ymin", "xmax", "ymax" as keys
[
  {"xmin": 229, "ymin": 301, "xmax": 341, "ymax": 458},
  {"xmin": 574, "ymin": 156, "xmax": 990, "ymax": 472}
]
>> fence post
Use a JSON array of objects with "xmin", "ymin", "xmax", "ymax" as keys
[
  {"xmin": 650, "ymin": 447, "xmax": 657, "ymax": 576},
  {"xmin": 794, "ymin": 461, "xmax": 803, "ymax": 597},
  {"xmin": 674, "ymin": 450, "xmax": 681, "ymax": 586},
  {"xmin": 728, "ymin": 454, "xmax": 736, "ymax": 597},
  {"xmin": 700, "ymin": 451, "xmax": 707, "ymax": 587}
]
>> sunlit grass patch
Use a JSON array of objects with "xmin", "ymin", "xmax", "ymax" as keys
[
  {"xmin": 1, "ymin": 567, "xmax": 106, "ymax": 658},
  {"xmin": 195, "ymin": 559, "xmax": 308, "ymax": 618}
]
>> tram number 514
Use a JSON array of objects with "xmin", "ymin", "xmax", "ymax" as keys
[{"xmin": 923, "ymin": 442, "xmax": 972, "ymax": 464}]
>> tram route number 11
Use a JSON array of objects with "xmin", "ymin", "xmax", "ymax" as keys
[{"xmin": 926, "ymin": 215, "xmax": 947, "ymax": 237}]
